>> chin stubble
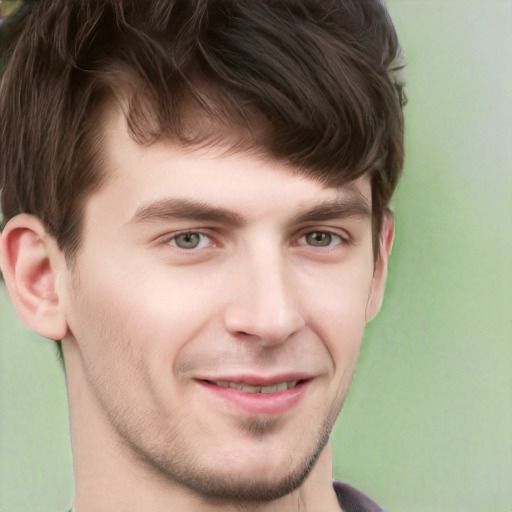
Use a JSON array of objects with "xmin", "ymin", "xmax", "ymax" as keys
[{"xmin": 126, "ymin": 393, "xmax": 344, "ymax": 505}]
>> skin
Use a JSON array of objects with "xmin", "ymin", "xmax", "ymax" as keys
[{"xmin": 0, "ymin": 109, "xmax": 393, "ymax": 512}]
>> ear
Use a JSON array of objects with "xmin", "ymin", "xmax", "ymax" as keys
[
  {"xmin": 0, "ymin": 214, "xmax": 69, "ymax": 340},
  {"xmin": 365, "ymin": 212, "xmax": 395, "ymax": 322}
]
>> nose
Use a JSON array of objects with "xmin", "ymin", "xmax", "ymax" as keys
[{"xmin": 223, "ymin": 247, "xmax": 306, "ymax": 346}]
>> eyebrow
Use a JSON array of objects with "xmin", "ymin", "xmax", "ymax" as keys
[
  {"xmin": 291, "ymin": 194, "xmax": 371, "ymax": 225},
  {"xmin": 128, "ymin": 191, "xmax": 371, "ymax": 228},
  {"xmin": 128, "ymin": 198, "xmax": 246, "ymax": 226}
]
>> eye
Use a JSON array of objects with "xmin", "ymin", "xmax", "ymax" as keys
[
  {"xmin": 168, "ymin": 232, "xmax": 211, "ymax": 250},
  {"xmin": 299, "ymin": 231, "xmax": 345, "ymax": 247}
]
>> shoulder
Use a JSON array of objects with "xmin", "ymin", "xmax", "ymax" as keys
[{"xmin": 333, "ymin": 481, "xmax": 385, "ymax": 512}]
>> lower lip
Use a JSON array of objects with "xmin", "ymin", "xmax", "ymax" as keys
[{"xmin": 197, "ymin": 380, "xmax": 311, "ymax": 415}]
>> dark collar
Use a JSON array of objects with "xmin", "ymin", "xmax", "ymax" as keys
[{"xmin": 333, "ymin": 481, "xmax": 384, "ymax": 512}]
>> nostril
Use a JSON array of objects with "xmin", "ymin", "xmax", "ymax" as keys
[{"xmin": 224, "ymin": 305, "xmax": 305, "ymax": 346}]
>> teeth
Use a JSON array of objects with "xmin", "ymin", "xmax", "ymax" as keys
[
  {"xmin": 231, "ymin": 383, "xmax": 260, "ymax": 393},
  {"xmin": 213, "ymin": 380, "xmax": 299, "ymax": 393}
]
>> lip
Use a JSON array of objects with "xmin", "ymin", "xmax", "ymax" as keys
[{"xmin": 196, "ymin": 374, "xmax": 313, "ymax": 415}]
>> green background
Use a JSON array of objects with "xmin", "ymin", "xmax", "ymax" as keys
[{"xmin": 1, "ymin": 1, "xmax": 511, "ymax": 511}]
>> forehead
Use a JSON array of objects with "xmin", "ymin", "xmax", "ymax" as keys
[{"xmin": 93, "ymin": 107, "xmax": 372, "ymax": 223}]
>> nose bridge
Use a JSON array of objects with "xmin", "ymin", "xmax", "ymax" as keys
[{"xmin": 224, "ymin": 240, "xmax": 304, "ymax": 344}]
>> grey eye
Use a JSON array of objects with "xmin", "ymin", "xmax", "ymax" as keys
[
  {"xmin": 305, "ymin": 232, "xmax": 335, "ymax": 247},
  {"xmin": 172, "ymin": 232, "xmax": 203, "ymax": 249}
]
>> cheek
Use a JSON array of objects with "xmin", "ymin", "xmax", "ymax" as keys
[
  {"xmin": 65, "ymin": 275, "xmax": 180, "ymax": 430},
  {"xmin": 301, "ymin": 265, "xmax": 373, "ymax": 367},
  {"xmin": 69, "ymin": 265, "xmax": 222, "ymax": 396}
]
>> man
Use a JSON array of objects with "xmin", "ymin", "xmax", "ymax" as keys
[{"xmin": 0, "ymin": 1, "xmax": 405, "ymax": 511}]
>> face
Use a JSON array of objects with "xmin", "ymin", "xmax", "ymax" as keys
[{"xmin": 60, "ymin": 112, "xmax": 389, "ymax": 502}]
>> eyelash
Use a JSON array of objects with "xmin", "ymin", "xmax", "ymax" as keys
[
  {"xmin": 164, "ymin": 230, "xmax": 216, "ymax": 251},
  {"xmin": 161, "ymin": 227, "xmax": 351, "ymax": 252},
  {"xmin": 296, "ymin": 230, "xmax": 351, "ymax": 249}
]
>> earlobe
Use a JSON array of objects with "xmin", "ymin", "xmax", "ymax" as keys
[
  {"xmin": 365, "ymin": 213, "xmax": 395, "ymax": 322},
  {"xmin": 0, "ymin": 214, "xmax": 69, "ymax": 340}
]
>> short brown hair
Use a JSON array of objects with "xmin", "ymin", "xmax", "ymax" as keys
[{"xmin": 0, "ymin": 0, "xmax": 406, "ymax": 260}]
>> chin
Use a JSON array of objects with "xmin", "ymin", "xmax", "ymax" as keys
[
  {"xmin": 176, "ymin": 453, "xmax": 318, "ymax": 503},
  {"xmin": 163, "ymin": 421, "xmax": 330, "ymax": 503}
]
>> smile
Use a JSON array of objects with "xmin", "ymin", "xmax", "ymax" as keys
[
  {"xmin": 198, "ymin": 377, "xmax": 311, "ymax": 415},
  {"xmin": 210, "ymin": 380, "xmax": 299, "ymax": 394}
]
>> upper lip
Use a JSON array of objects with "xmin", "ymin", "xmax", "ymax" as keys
[{"xmin": 196, "ymin": 373, "xmax": 313, "ymax": 386}]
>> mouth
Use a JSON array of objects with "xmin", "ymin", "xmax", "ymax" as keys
[
  {"xmin": 202, "ymin": 379, "xmax": 302, "ymax": 394},
  {"xmin": 196, "ymin": 377, "xmax": 311, "ymax": 415}
]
